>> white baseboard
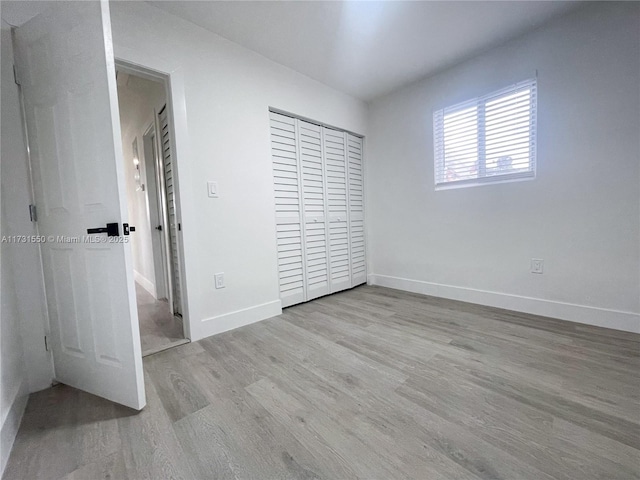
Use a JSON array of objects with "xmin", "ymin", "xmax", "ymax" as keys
[
  {"xmin": 194, "ymin": 299, "xmax": 283, "ymax": 341},
  {"xmin": 368, "ymin": 274, "xmax": 640, "ymax": 334},
  {"xmin": 1, "ymin": 380, "xmax": 28, "ymax": 476},
  {"xmin": 134, "ymin": 270, "xmax": 156, "ymax": 299}
]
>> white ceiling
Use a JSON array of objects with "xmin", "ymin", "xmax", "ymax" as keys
[
  {"xmin": 2, "ymin": 1, "xmax": 583, "ymax": 101},
  {"xmin": 149, "ymin": 1, "xmax": 582, "ymax": 101}
]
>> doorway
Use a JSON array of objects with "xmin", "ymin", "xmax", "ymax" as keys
[{"xmin": 115, "ymin": 64, "xmax": 188, "ymax": 356}]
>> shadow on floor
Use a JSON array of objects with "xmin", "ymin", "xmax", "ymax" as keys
[{"xmin": 17, "ymin": 384, "xmax": 139, "ymax": 432}]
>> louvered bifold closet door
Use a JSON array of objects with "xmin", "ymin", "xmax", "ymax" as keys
[
  {"xmin": 270, "ymin": 113, "xmax": 306, "ymax": 307},
  {"xmin": 323, "ymin": 128, "xmax": 352, "ymax": 293},
  {"xmin": 347, "ymin": 134, "xmax": 366, "ymax": 285},
  {"xmin": 299, "ymin": 121, "xmax": 330, "ymax": 300},
  {"xmin": 159, "ymin": 106, "xmax": 182, "ymax": 315}
]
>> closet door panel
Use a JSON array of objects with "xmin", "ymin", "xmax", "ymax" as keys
[
  {"xmin": 159, "ymin": 106, "xmax": 183, "ymax": 315},
  {"xmin": 348, "ymin": 134, "xmax": 366, "ymax": 286},
  {"xmin": 300, "ymin": 121, "xmax": 329, "ymax": 300},
  {"xmin": 271, "ymin": 112, "xmax": 305, "ymax": 307},
  {"xmin": 324, "ymin": 128, "xmax": 352, "ymax": 293}
]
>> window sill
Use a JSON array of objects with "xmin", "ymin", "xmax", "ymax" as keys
[{"xmin": 435, "ymin": 172, "xmax": 536, "ymax": 191}]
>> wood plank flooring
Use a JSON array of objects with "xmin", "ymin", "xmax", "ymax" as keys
[
  {"xmin": 135, "ymin": 283, "xmax": 186, "ymax": 356},
  {"xmin": 4, "ymin": 285, "xmax": 639, "ymax": 479}
]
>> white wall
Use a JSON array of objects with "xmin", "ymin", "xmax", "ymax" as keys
[
  {"xmin": 366, "ymin": 2, "xmax": 640, "ymax": 332},
  {"xmin": 109, "ymin": 1, "xmax": 369, "ymax": 340},
  {"xmin": 0, "ymin": 20, "xmax": 53, "ymax": 475},
  {"xmin": 117, "ymin": 74, "xmax": 166, "ymax": 297},
  {"xmin": 0, "ymin": 237, "xmax": 27, "ymax": 474}
]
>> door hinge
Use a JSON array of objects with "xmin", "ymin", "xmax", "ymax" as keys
[
  {"xmin": 13, "ymin": 65, "xmax": 21, "ymax": 85},
  {"xmin": 44, "ymin": 335, "xmax": 49, "ymax": 352},
  {"xmin": 29, "ymin": 204, "xmax": 37, "ymax": 222}
]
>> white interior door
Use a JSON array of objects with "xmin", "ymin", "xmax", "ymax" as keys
[
  {"xmin": 270, "ymin": 112, "xmax": 306, "ymax": 307},
  {"xmin": 299, "ymin": 121, "xmax": 330, "ymax": 300},
  {"xmin": 14, "ymin": 0, "xmax": 146, "ymax": 410},
  {"xmin": 347, "ymin": 134, "xmax": 367, "ymax": 286},
  {"xmin": 324, "ymin": 128, "xmax": 352, "ymax": 293}
]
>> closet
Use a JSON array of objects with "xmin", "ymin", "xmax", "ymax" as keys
[{"xmin": 270, "ymin": 111, "xmax": 366, "ymax": 308}]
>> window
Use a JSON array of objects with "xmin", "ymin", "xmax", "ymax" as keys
[{"xmin": 433, "ymin": 78, "xmax": 537, "ymax": 189}]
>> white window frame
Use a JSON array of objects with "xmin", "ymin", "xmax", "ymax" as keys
[{"xmin": 433, "ymin": 78, "xmax": 537, "ymax": 190}]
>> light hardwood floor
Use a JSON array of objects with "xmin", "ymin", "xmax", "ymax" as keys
[
  {"xmin": 136, "ymin": 283, "xmax": 186, "ymax": 356},
  {"xmin": 4, "ymin": 286, "xmax": 639, "ymax": 479}
]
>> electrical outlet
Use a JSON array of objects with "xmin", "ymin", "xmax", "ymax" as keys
[
  {"xmin": 531, "ymin": 258, "xmax": 544, "ymax": 274},
  {"xmin": 214, "ymin": 273, "xmax": 225, "ymax": 289}
]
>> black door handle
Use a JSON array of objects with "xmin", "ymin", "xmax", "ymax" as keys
[
  {"xmin": 155, "ymin": 225, "xmax": 162, "ymax": 231},
  {"xmin": 87, "ymin": 222, "xmax": 119, "ymax": 237}
]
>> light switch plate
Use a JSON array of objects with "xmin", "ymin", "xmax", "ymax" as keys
[
  {"xmin": 207, "ymin": 181, "xmax": 219, "ymax": 198},
  {"xmin": 214, "ymin": 273, "xmax": 225, "ymax": 289}
]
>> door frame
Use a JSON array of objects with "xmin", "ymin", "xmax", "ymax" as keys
[{"xmin": 114, "ymin": 57, "xmax": 192, "ymax": 341}]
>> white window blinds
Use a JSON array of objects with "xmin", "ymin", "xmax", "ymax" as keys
[{"xmin": 434, "ymin": 78, "xmax": 537, "ymax": 188}]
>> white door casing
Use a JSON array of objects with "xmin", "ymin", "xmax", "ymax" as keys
[{"xmin": 14, "ymin": 0, "xmax": 146, "ymax": 409}]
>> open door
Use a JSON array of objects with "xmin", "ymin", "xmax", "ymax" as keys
[{"xmin": 13, "ymin": 0, "xmax": 145, "ymax": 409}]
